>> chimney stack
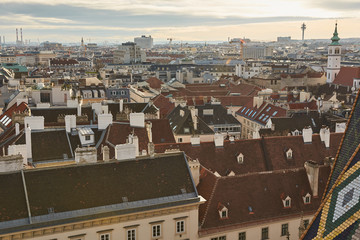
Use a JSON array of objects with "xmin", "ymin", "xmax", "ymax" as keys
[
  {"xmin": 102, "ymin": 145, "xmax": 110, "ymax": 161},
  {"xmin": 304, "ymin": 161, "xmax": 319, "ymax": 197},
  {"xmin": 77, "ymin": 102, "xmax": 82, "ymax": 116},
  {"xmin": 146, "ymin": 122, "xmax": 153, "ymax": 143},
  {"xmin": 20, "ymin": 28, "xmax": 23, "ymax": 45},
  {"xmin": 119, "ymin": 99, "xmax": 124, "ymax": 113},
  {"xmin": 25, "ymin": 126, "xmax": 32, "ymax": 161},
  {"xmin": 302, "ymin": 126, "xmax": 313, "ymax": 144},
  {"xmin": 16, "ymin": 28, "xmax": 18, "ymax": 43},
  {"xmin": 15, "ymin": 123, "xmax": 20, "ymax": 136},
  {"xmin": 214, "ymin": 133, "xmax": 224, "ymax": 147}
]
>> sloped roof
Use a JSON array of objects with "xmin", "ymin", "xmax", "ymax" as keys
[
  {"xmin": 0, "ymin": 102, "xmax": 28, "ymax": 128},
  {"xmin": 146, "ymin": 77, "xmax": 164, "ymax": 89},
  {"xmin": 198, "ymin": 166, "xmax": 330, "ymax": 234},
  {"xmin": 152, "ymin": 94, "xmax": 175, "ymax": 118},
  {"xmin": 0, "ymin": 152, "xmax": 198, "ymax": 231},
  {"xmin": 333, "ymin": 67, "xmax": 360, "ymax": 87}
]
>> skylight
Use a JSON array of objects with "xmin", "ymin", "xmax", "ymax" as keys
[
  {"xmin": 241, "ymin": 107, "xmax": 246, "ymax": 113},
  {"xmin": 245, "ymin": 109, "xmax": 250, "ymax": 115},
  {"xmin": 248, "ymin": 110, "xmax": 253, "ymax": 116},
  {"xmin": 272, "ymin": 111, "xmax": 278, "ymax": 116},
  {"xmin": 259, "ymin": 113, "xmax": 265, "ymax": 120},
  {"xmin": 252, "ymin": 111, "xmax": 257, "ymax": 117},
  {"xmin": 266, "ymin": 107, "xmax": 271, "ymax": 112}
]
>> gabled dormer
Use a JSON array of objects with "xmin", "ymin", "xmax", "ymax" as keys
[
  {"xmin": 237, "ymin": 153, "xmax": 244, "ymax": 164},
  {"xmin": 218, "ymin": 203, "xmax": 228, "ymax": 219},
  {"xmin": 282, "ymin": 196, "xmax": 291, "ymax": 208},
  {"xmin": 286, "ymin": 148, "xmax": 293, "ymax": 160},
  {"xmin": 303, "ymin": 193, "xmax": 311, "ymax": 204}
]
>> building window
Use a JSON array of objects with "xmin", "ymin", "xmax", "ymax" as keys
[
  {"xmin": 100, "ymin": 233, "xmax": 110, "ymax": 240},
  {"xmin": 237, "ymin": 153, "xmax": 244, "ymax": 164},
  {"xmin": 176, "ymin": 220, "xmax": 185, "ymax": 233},
  {"xmin": 281, "ymin": 223, "xmax": 289, "ymax": 236},
  {"xmin": 85, "ymin": 135, "xmax": 90, "ymax": 141},
  {"xmin": 286, "ymin": 149, "xmax": 293, "ymax": 159},
  {"xmin": 127, "ymin": 229, "xmax": 136, "ymax": 240},
  {"xmin": 261, "ymin": 227, "xmax": 269, "ymax": 240},
  {"xmin": 178, "ymin": 138, "xmax": 183, "ymax": 143},
  {"xmin": 303, "ymin": 193, "xmax": 311, "ymax": 204},
  {"xmin": 239, "ymin": 232, "xmax": 246, "ymax": 240},
  {"xmin": 283, "ymin": 196, "xmax": 291, "ymax": 208},
  {"xmin": 152, "ymin": 224, "xmax": 161, "ymax": 238},
  {"xmin": 221, "ymin": 209, "xmax": 228, "ymax": 218},
  {"xmin": 211, "ymin": 236, "xmax": 226, "ymax": 240}
]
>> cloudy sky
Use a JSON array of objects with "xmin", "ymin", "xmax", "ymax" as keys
[{"xmin": 0, "ymin": 0, "xmax": 359, "ymax": 44}]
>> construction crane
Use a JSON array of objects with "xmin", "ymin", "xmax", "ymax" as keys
[{"xmin": 229, "ymin": 38, "xmax": 245, "ymax": 60}]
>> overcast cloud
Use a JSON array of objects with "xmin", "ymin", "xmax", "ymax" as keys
[{"xmin": 0, "ymin": 0, "xmax": 358, "ymax": 43}]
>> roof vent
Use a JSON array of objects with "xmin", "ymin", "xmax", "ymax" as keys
[
  {"xmin": 63, "ymin": 153, "xmax": 68, "ymax": 160},
  {"xmin": 181, "ymin": 188, "xmax": 187, "ymax": 194},
  {"xmin": 122, "ymin": 196, "xmax": 128, "ymax": 202}
]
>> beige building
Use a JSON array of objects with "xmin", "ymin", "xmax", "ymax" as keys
[{"xmin": 0, "ymin": 152, "xmax": 203, "ymax": 240}]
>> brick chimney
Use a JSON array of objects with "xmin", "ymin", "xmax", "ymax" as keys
[
  {"xmin": 214, "ymin": 133, "xmax": 224, "ymax": 147},
  {"xmin": 102, "ymin": 145, "xmax": 110, "ymax": 161},
  {"xmin": 0, "ymin": 154, "xmax": 23, "ymax": 173},
  {"xmin": 75, "ymin": 146, "xmax": 97, "ymax": 164}
]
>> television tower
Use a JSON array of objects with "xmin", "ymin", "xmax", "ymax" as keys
[{"xmin": 301, "ymin": 23, "xmax": 306, "ymax": 41}]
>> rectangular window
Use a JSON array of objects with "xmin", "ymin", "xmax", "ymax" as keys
[
  {"xmin": 100, "ymin": 233, "xmax": 110, "ymax": 240},
  {"xmin": 261, "ymin": 227, "xmax": 268, "ymax": 240},
  {"xmin": 281, "ymin": 223, "xmax": 288, "ymax": 236},
  {"xmin": 211, "ymin": 237, "xmax": 226, "ymax": 240},
  {"xmin": 239, "ymin": 232, "xmax": 246, "ymax": 240},
  {"xmin": 85, "ymin": 135, "xmax": 90, "ymax": 141},
  {"xmin": 152, "ymin": 224, "xmax": 161, "ymax": 237},
  {"xmin": 176, "ymin": 220, "xmax": 185, "ymax": 233},
  {"xmin": 127, "ymin": 229, "xmax": 136, "ymax": 240}
]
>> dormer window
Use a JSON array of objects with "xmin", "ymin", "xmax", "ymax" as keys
[
  {"xmin": 282, "ymin": 196, "xmax": 291, "ymax": 208},
  {"xmin": 303, "ymin": 193, "xmax": 311, "ymax": 204},
  {"xmin": 218, "ymin": 203, "xmax": 228, "ymax": 219},
  {"xmin": 286, "ymin": 149, "xmax": 293, "ymax": 159},
  {"xmin": 237, "ymin": 153, "xmax": 244, "ymax": 164}
]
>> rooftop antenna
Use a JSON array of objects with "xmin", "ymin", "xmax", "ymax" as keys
[{"xmin": 301, "ymin": 23, "xmax": 306, "ymax": 41}]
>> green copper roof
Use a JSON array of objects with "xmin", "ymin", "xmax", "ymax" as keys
[{"xmin": 330, "ymin": 23, "xmax": 341, "ymax": 46}]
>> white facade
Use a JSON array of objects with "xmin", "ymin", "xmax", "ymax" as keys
[
  {"xmin": 134, "ymin": 35, "xmax": 153, "ymax": 49},
  {"xmin": 326, "ymin": 45, "xmax": 341, "ymax": 83}
]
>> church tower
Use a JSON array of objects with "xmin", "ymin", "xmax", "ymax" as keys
[{"xmin": 326, "ymin": 23, "xmax": 341, "ymax": 83}]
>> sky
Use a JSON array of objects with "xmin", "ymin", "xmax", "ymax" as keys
[{"xmin": 0, "ymin": 0, "xmax": 359, "ymax": 44}]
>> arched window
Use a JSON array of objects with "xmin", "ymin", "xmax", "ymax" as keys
[{"xmin": 335, "ymin": 48, "xmax": 340, "ymax": 54}]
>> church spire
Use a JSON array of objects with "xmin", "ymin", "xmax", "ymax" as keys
[{"xmin": 330, "ymin": 23, "xmax": 340, "ymax": 45}]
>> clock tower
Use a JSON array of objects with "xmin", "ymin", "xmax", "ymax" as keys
[{"xmin": 327, "ymin": 23, "xmax": 341, "ymax": 83}]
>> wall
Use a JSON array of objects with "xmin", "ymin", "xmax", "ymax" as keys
[{"xmin": 0, "ymin": 204, "xmax": 200, "ymax": 240}]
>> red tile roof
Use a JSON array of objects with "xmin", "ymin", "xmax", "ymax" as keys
[
  {"xmin": 152, "ymin": 94, "xmax": 175, "ymax": 118},
  {"xmin": 146, "ymin": 77, "xmax": 164, "ymax": 89},
  {"xmin": 198, "ymin": 166, "xmax": 331, "ymax": 234},
  {"xmin": 288, "ymin": 100, "xmax": 318, "ymax": 110},
  {"xmin": 333, "ymin": 66, "xmax": 360, "ymax": 87},
  {"xmin": 0, "ymin": 102, "xmax": 28, "ymax": 128}
]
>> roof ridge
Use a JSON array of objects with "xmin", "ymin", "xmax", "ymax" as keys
[{"xmin": 200, "ymin": 175, "xmax": 219, "ymax": 228}]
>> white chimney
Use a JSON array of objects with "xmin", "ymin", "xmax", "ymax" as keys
[
  {"xmin": 98, "ymin": 113, "xmax": 113, "ymax": 130},
  {"xmin": 0, "ymin": 154, "xmax": 23, "ymax": 173},
  {"xmin": 65, "ymin": 115, "xmax": 76, "ymax": 133},
  {"xmin": 214, "ymin": 133, "xmax": 224, "ymax": 147},
  {"xmin": 75, "ymin": 146, "xmax": 97, "ymax": 164},
  {"xmin": 91, "ymin": 102, "xmax": 102, "ymax": 115},
  {"xmin": 25, "ymin": 126, "xmax": 32, "ymax": 160},
  {"xmin": 319, "ymin": 126, "xmax": 326, "ymax": 142},
  {"xmin": 190, "ymin": 108, "xmax": 198, "ymax": 131},
  {"xmin": 119, "ymin": 99, "xmax": 124, "ymax": 113},
  {"xmin": 128, "ymin": 134, "xmax": 139, "ymax": 156},
  {"xmin": 324, "ymin": 127, "xmax": 330, "ymax": 148},
  {"xmin": 146, "ymin": 122, "xmax": 153, "ymax": 143},
  {"xmin": 335, "ymin": 122, "xmax": 346, "ymax": 133},
  {"xmin": 304, "ymin": 161, "xmax": 319, "ymax": 197},
  {"xmin": 15, "ymin": 123, "xmax": 20, "ymax": 136},
  {"xmin": 130, "ymin": 113, "xmax": 145, "ymax": 128},
  {"xmin": 24, "ymin": 116, "xmax": 44, "ymax": 130},
  {"xmin": 115, "ymin": 143, "xmax": 136, "ymax": 161},
  {"xmin": 302, "ymin": 126, "xmax": 313, "ymax": 144},
  {"xmin": 102, "ymin": 145, "xmax": 110, "ymax": 161},
  {"xmin": 77, "ymin": 102, "xmax": 82, "ymax": 116},
  {"xmin": 190, "ymin": 135, "xmax": 200, "ymax": 146},
  {"xmin": 188, "ymin": 158, "xmax": 200, "ymax": 186},
  {"xmin": 253, "ymin": 96, "xmax": 263, "ymax": 108}
]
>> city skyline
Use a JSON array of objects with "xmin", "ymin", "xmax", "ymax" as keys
[{"xmin": 0, "ymin": 0, "xmax": 360, "ymax": 43}]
